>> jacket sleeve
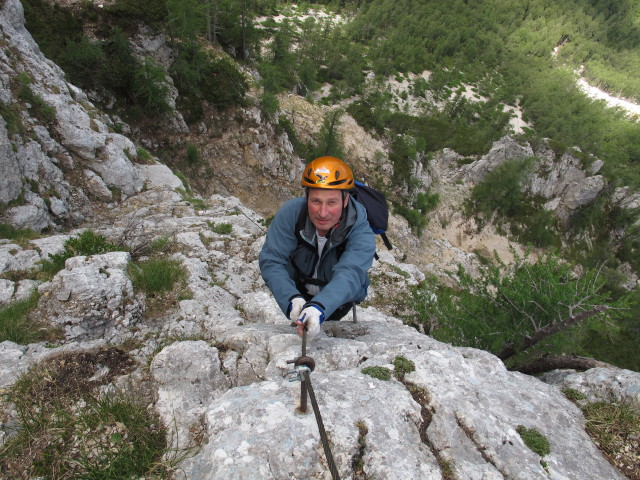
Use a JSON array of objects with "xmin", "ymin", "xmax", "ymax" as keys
[
  {"xmin": 311, "ymin": 201, "xmax": 376, "ymax": 317},
  {"xmin": 258, "ymin": 197, "xmax": 305, "ymax": 315}
]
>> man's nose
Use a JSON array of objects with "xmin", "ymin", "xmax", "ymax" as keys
[{"xmin": 319, "ymin": 203, "xmax": 329, "ymax": 216}]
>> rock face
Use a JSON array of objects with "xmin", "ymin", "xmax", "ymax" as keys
[
  {"xmin": 1, "ymin": 2, "xmax": 639, "ymax": 479},
  {"xmin": 36, "ymin": 252, "xmax": 144, "ymax": 343},
  {"xmin": 1, "ymin": 183, "xmax": 635, "ymax": 479},
  {"xmin": 0, "ymin": 0, "xmax": 148, "ymax": 231}
]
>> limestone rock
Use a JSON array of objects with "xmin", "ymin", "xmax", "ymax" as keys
[
  {"xmin": 150, "ymin": 340, "xmax": 232, "ymax": 450},
  {"xmin": 37, "ymin": 252, "xmax": 143, "ymax": 342},
  {"xmin": 541, "ymin": 367, "xmax": 640, "ymax": 405}
]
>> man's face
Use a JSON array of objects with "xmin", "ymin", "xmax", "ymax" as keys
[{"xmin": 307, "ymin": 188, "xmax": 348, "ymax": 236}]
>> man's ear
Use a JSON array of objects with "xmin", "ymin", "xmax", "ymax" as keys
[{"xmin": 343, "ymin": 192, "xmax": 350, "ymax": 208}]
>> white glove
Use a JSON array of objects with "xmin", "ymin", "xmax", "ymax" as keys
[
  {"xmin": 296, "ymin": 305, "xmax": 324, "ymax": 338},
  {"xmin": 288, "ymin": 297, "xmax": 306, "ymax": 322}
]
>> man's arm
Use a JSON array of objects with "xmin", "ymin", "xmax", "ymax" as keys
[{"xmin": 259, "ymin": 197, "xmax": 306, "ymax": 315}]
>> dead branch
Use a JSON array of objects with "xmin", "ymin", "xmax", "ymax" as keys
[
  {"xmin": 497, "ymin": 305, "xmax": 610, "ymax": 360},
  {"xmin": 511, "ymin": 354, "xmax": 615, "ymax": 375}
]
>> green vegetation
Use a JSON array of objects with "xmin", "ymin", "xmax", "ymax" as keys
[
  {"xmin": 361, "ymin": 365, "xmax": 392, "ymax": 381},
  {"xmin": 409, "ymin": 252, "xmax": 634, "ymax": 370},
  {"xmin": 393, "ymin": 355, "xmax": 415, "ymax": 379},
  {"xmin": 186, "ymin": 143, "xmax": 200, "ymax": 165},
  {"xmin": 128, "ymin": 258, "xmax": 187, "ymax": 296},
  {"xmin": 583, "ymin": 401, "xmax": 640, "ymax": 476},
  {"xmin": 133, "ymin": 57, "xmax": 172, "ymax": 113},
  {"xmin": 516, "ymin": 425, "xmax": 551, "ymax": 457},
  {"xmin": 0, "ymin": 348, "xmax": 180, "ymax": 479},
  {"xmin": 0, "ymin": 291, "xmax": 59, "ymax": 344},
  {"xmin": 394, "ymin": 190, "xmax": 440, "ymax": 236},
  {"xmin": 177, "ymin": 188, "xmax": 209, "ymax": 210},
  {"xmin": 14, "ymin": 72, "xmax": 56, "ymax": 125},
  {"xmin": 0, "ymin": 223, "xmax": 39, "ymax": 244},
  {"xmin": 562, "ymin": 388, "xmax": 587, "ymax": 402},
  {"xmin": 40, "ymin": 230, "xmax": 121, "ymax": 278},
  {"xmin": 466, "ymin": 157, "xmax": 561, "ymax": 248},
  {"xmin": 210, "ymin": 222, "xmax": 233, "ymax": 235}
]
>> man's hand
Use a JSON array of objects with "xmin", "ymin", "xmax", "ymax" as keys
[
  {"xmin": 288, "ymin": 296, "xmax": 306, "ymax": 322},
  {"xmin": 295, "ymin": 305, "xmax": 324, "ymax": 338}
]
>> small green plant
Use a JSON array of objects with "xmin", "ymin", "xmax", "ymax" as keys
[
  {"xmin": 562, "ymin": 388, "xmax": 587, "ymax": 401},
  {"xmin": 361, "ymin": 366, "xmax": 392, "ymax": 381},
  {"xmin": 40, "ymin": 230, "xmax": 121, "ymax": 277},
  {"xmin": 148, "ymin": 235, "xmax": 175, "ymax": 254},
  {"xmin": 209, "ymin": 222, "xmax": 233, "ymax": 235},
  {"xmin": 15, "ymin": 72, "xmax": 57, "ymax": 125},
  {"xmin": 351, "ymin": 420, "xmax": 368, "ymax": 474},
  {"xmin": 393, "ymin": 355, "xmax": 416, "ymax": 379},
  {"xmin": 128, "ymin": 258, "xmax": 187, "ymax": 296},
  {"xmin": 175, "ymin": 171, "xmax": 190, "ymax": 191},
  {"xmin": 516, "ymin": 425, "xmax": 551, "ymax": 457}
]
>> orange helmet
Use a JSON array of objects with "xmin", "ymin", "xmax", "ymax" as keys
[{"xmin": 301, "ymin": 156, "xmax": 354, "ymax": 190}]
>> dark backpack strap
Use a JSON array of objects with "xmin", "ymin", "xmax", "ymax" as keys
[{"xmin": 380, "ymin": 232, "xmax": 393, "ymax": 250}]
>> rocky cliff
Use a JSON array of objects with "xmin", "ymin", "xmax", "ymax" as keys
[{"xmin": 1, "ymin": 1, "xmax": 639, "ymax": 479}]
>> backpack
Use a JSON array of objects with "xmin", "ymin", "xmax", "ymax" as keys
[{"xmin": 352, "ymin": 180, "xmax": 393, "ymax": 254}]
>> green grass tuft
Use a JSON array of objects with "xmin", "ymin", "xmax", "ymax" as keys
[
  {"xmin": 0, "ymin": 291, "xmax": 60, "ymax": 344},
  {"xmin": 128, "ymin": 258, "xmax": 187, "ymax": 295},
  {"xmin": 516, "ymin": 425, "xmax": 551, "ymax": 457}
]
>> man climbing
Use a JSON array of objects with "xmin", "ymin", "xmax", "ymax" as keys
[{"xmin": 259, "ymin": 156, "xmax": 376, "ymax": 338}]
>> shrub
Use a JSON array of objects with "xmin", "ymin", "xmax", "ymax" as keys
[
  {"xmin": 469, "ymin": 157, "xmax": 534, "ymax": 220},
  {"xmin": 200, "ymin": 57, "xmax": 248, "ymax": 109},
  {"xmin": 260, "ymin": 91, "xmax": 280, "ymax": 119},
  {"xmin": 394, "ymin": 204, "xmax": 428, "ymax": 236},
  {"xmin": 415, "ymin": 252, "xmax": 631, "ymax": 364},
  {"xmin": 416, "ymin": 192, "xmax": 440, "ymax": 214},
  {"xmin": 186, "ymin": 143, "xmax": 200, "ymax": 165},
  {"xmin": 516, "ymin": 425, "xmax": 551, "ymax": 457},
  {"xmin": 132, "ymin": 57, "xmax": 172, "ymax": 114},
  {"xmin": 105, "ymin": 0, "xmax": 167, "ymax": 24},
  {"xmin": 59, "ymin": 36, "xmax": 106, "ymax": 89}
]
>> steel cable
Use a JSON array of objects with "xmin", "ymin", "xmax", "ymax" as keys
[
  {"xmin": 292, "ymin": 330, "xmax": 340, "ymax": 480},
  {"xmin": 302, "ymin": 369, "xmax": 340, "ymax": 480}
]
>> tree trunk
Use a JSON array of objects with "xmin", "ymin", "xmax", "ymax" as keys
[
  {"xmin": 497, "ymin": 305, "xmax": 610, "ymax": 361},
  {"xmin": 511, "ymin": 354, "xmax": 614, "ymax": 375}
]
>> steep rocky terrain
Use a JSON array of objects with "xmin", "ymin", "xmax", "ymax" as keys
[{"xmin": 1, "ymin": 1, "xmax": 640, "ymax": 479}]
